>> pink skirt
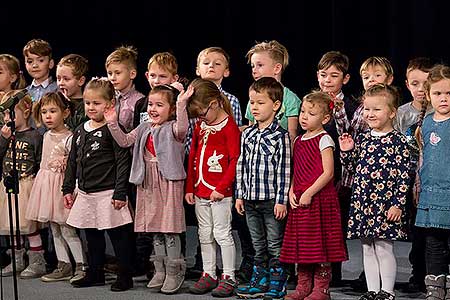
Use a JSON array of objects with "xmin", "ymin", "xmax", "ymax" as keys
[
  {"xmin": 0, "ymin": 177, "xmax": 38, "ymax": 235},
  {"xmin": 66, "ymin": 189, "xmax": 132, "ymax": 230},
  {"xmin": 26, "ymin": 169, "xmax": 70, "ymax": 224}
]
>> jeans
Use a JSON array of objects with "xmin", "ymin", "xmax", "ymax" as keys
[{"xmin": 244, "ymin": 200, "xmax": 285, "ymax": 266}]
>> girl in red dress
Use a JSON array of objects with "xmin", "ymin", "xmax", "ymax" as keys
[{"xmin": 280, "ymin": 91, "xmax": 347, "ymax": 300}]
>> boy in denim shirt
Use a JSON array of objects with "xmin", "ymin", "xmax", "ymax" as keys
[{"xmin": 235, "ymin": 77, "xmax": 290, "ymax": 299}]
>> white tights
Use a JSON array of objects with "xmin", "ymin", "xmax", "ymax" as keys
[
  {"xmin": 361, "ymin": 238, "xmax": 397, "ymax": 295},
  {"xmin": 50, "ymin": 222, "xmax": 85, "ymax": 264}
]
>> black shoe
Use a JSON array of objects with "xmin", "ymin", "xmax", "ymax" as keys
[
  {"xmin": 374, "ymin": 290, "xmax": 395, "ymax": 300},
  {"xmin": 71, "ymin": 270, "xmax": 105, "ymax": 288},
  {"xmin": 111, "ymin": 275, "xmax": 133, "ymax": 292},
  {"xmin": 359, "ymin": 291, "xmax": 377, "ymax": 300}
]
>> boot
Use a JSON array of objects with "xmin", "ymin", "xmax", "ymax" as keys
[
  {"xmin": 304, "ymin": 263, "xmax": 331, "ymax": 300},
  {"xmin": 147, "ymin": 255, "xmax": 166, "ymax": 289},
  {"xmin": 235, "ymin": 264, "xmax": 269, "ymax": 298},
  {"xmin": 160, "ymin": 257, "xmax": 185, "ymax": 294},
  {"xmin": 2, "ymin": 248, "xmax": 26, "ymax": 276},
  {"xmin": 445, "ymin": 275, "xmax": 450, "ymax": 300},
  {"xmin": 425, "ymin": 274, "xmax": 446, "ymax": 300},
  {"xmin": 110, "ymin": 266, "xmax": 133, "ymax": 292},
  {"xmin": 41, "ymin": 261, "xmax": 73, "ymax": 282},
  {"xmin": 71, "ymin": 268, "xmax": 105, "ymax": 288},
  {"xmin": 263, "ymin": 258, "xmax": 288, "ymax": 300},
  {"xmin": 285, "ymin": 264, "xmax": 314, "ymax": 300},
  {"xmin": 20, "ymin": 250, "xmax": 46, "ymax": 279}
]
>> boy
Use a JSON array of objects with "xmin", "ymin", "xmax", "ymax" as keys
[
  {"xmin": 235, "ymin": 77, "xmax": 290, "ymax": 299},
  {"xmin": 133, "ymin": 52, "xmax": 179, "ymax": 129},
  {"xmin": 56, "ymin": 53, "xmax": 89, "ymax": 131},
  {"xmin": 23, "ymin": 39, "xmax": 58, "ymax": 102},
  {"xmin": 244, "ymin": 40, "xmax": 301, "ymax": 142},
  {"xmin": 317, "ymin": 51, "xmax": 359, "ymax": 286},
  {"xmin": 396, "ymin": 57, "xmax": 434, "ymax": 294},
  {"xmin": 334, "ymin": 56, "xmax": 394, "ymax": 292},
  {"xmin": 105, "ymin": 45, "xmax": 144, "ymax": 133}
]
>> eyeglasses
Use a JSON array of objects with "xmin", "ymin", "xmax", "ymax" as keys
[{"xmin": 198, "ymin": 103, "xmax": 212, "ymax": 117}]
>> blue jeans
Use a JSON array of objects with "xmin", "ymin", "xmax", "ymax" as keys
[{"xmin": 244, "ymin": 200, "xmax": 285, "ymax": 266}]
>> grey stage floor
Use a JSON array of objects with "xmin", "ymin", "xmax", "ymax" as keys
[{"xmin": 0, "ymin": 227, "xmax": 425, "ymax": 300}]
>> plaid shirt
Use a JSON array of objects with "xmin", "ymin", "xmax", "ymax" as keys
[
  {"xmin": 334, "ymin": 101, "xmax": 368, "ymax": 187},
  {"xmin": 185, "ymin": 86, "xmax": 242, "ymax": 155},
  {"xmin": 236, "ymin": 120, "xmax": 291, "ymax": 205}
]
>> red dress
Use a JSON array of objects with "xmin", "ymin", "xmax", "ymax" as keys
[{"xmin": 280, "ymin": 132, "xmax": 347, "ymax": 264}]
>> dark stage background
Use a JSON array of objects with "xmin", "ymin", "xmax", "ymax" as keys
[{"xmin": 2, "ymin": 0, "xmax": 449, "ymax": 113}]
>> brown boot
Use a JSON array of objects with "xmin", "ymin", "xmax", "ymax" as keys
[
  {"xmin": 146, "ymin": 255, "xmax": 166, "ymax": 290},
  {"xmin": 285, "ymin": 264, "xmax": 314, "ymax": 300},
  {"xmin": 304, "ymin": 263, "xmax": 331, "ymax": 300}
]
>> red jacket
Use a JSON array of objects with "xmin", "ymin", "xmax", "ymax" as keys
[{"xmin": 186, "ymin": 116, "xmax": 240, "ymax": 198}]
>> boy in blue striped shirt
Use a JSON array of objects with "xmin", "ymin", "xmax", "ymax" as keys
[{"xmin": 235, "ymin": 77, "xmax": 291, "ymax": 299}]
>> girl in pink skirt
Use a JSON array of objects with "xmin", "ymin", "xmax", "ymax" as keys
[{"xmin": 62, "ymin": 78, "xmax": 133, "ymax": 292}]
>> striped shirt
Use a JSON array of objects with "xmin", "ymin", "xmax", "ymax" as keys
[{"xmin": 236, "ymin": 120, "xmax": 291, "ymax": 205}]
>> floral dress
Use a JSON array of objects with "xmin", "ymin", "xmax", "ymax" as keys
[{"xmin": 341, "ymin": 130, "xmax": 411, "ymax": 240}]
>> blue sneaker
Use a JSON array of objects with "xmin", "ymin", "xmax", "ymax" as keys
[
  {"xmin": 263, "ymin": 258, "xmax": 288, "ymax": 300},
  {"xmin": 235, "ymin": 265, "xmax": 269, "ymax": 299}
]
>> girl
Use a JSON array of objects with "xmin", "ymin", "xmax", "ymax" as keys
[
  {"xmin": 280, "ymin": 91, "xmax": 347, "ymax": 300},
  {"xmin": 339, "ymin": 84, "xmax": 411, "ymax": 300},
  {"xmin": 185, "ymin": 78, "xmax": 240, "ymax": 298},
  {"xmin": 104, "ymin": 84, "xmax": 190, "ymax": 294},
  {"xmin": 0, "ymin": 90, "xmax": 44, "ymax": 278},
  {"xmin": 25, "ymin": 92, "xmax": 87, "ymax": 283},
  {"xmin": 56, "ymin": 54, "xmax": 89, "ymax": 131},
  {"xmin": 414, "ymin": 64, "xmax": 450, "ymax": 298},
  {"xmin": 62, "ymin": 77, "xmax": 134, "ymax": 292}
]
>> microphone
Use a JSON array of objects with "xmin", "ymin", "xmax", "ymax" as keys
[{"xmin": 0, "ymin": 90, "xmax": 29, "ymax": 112}]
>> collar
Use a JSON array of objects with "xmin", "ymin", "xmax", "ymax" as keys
[
  {"xmin": 251, "ymin": 119, "xmax": 280, "ymax": 133},
  {"xmin": 31, "ymin": 77, "xmax": 52, "ymax": 88},
  {"xmin": 116, "ymin": 84, "xmax": 135, "ymax": 99}
]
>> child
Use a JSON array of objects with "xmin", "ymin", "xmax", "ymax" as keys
[
  {"xmin": 280, "ymin": 91, "xmax": 347, "ymax": 300},
  {"xmin": 23, "ymin": 39, "xmax": 58, "ymax": 102},
  {"xmin": 316, "ymin": 51, "xmax": 359, "ymax": 285},
  {"xmin": 236, "ymin": 77, "xmax": 291, "ymax": 299},
  {"xmin": 395, "ymin": 57, "xmax": 434, "ymax": 294},
  {"xmin": 105, "ymin": 84, "xmax": 190, "ymax": 294},
  {"xmin": 106, "ymin": 45, "xmax": 144, "ymax": 132},
  {"xmin": 133, "ymin": 52, "xmax": 179, "ymax": 129},
  {"xmin": 339, "ymin": 84, "xmax": 411, "ymax": 300},
  {"xmin": 62, "ymin": 77, "xmax": 134, "ymax": 292},
  {"xmin": 56, "ymin": 54, "xmax": 89, "ymax": 131},
  {"xmin": 184, "ymin": 78, "xmax": 240, "ymax": 298},
  {"xmin": 0, "ymin": 90, "xmax": 44, "ymax": 278},
  {"xmin": 0, "ymin": 54, "xmax": 27, "ymax": 126},
  {"xmin": 25, "ymin": 92, "xmax": 86, "ymax": 283},
  {"xmin": 244, "ymin": 40, "xmax": 301, "ymax": 142},
  {"xmin": 414, "ymin": 64, "xmax": 450, "ymax": 298}
]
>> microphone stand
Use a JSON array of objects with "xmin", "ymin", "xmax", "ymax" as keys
[{"xmin": 2, "ymin": 105, "xmax": 21, "ymax": 300}]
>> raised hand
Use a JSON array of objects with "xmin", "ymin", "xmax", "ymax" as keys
[
  {"xmin": 177, "ymin": 85, "xmax": 194, "ymax": 103},
  {"xmin": 104, "ymin": 106, "xmax": 118, "ymax": 124},
  {"xmin": 339, "ymin": 133, "xmax": 355, "ymax": 151}
]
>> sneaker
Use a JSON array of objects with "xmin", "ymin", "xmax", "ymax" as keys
[
  {"xmin": 236, "ymin": 265, "xmax": 269, "ymax": 299},
  {"xmin": 41, "ymin": 261, "xmax": 72, "ymax": 282},
  {"xmin": 211, "ymin": 274, "xmax": 236, "ymax": 298},
  {"xmin": 70, "ymin": 263, "xmax": 87, "ymax": 284},
  {"xmin": 263, "ymin": 259, "xmax": 288, "ymax": 300},
  {"xmin": 189, "ymin": 272, "xmax": 218, "ymax": 294}
]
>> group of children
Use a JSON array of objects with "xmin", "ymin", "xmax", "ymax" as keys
[{"xmin": 0, "ymin": 37, "xmax": 449, "ymax": 300}]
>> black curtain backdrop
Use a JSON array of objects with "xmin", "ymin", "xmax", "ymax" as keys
[{"xmin": 2, "ymin": 0, "xmax": 449, "ymax": 112}]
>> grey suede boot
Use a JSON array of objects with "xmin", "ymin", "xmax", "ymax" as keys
[
  {"xmin": 147, "ymin": 255, "xmax": 166, "ymax": 290},
  {"xmin": 160, "ymin": 258, "xmax": 185, "ymax": 294},
  {"xmin": 2, "ymin": 248, "xmax": 26, "ymax": 276},
  {"xmin": 445, "ymin": 275, "xmax": 450, "ymax": 300},
  {"xmin": 20, "ymin": 250, "xmax": 46, "ymax": 279},
  {"xmin": 425, "ymin": 274, "xmax": 446, "ymax": 300}
]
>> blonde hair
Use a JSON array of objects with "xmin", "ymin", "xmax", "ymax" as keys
[
  {"xmin": 0, "ymin": 54, "xmax": 27, "ymax": 89},
  {"xmin": 246, "ymin": 40, "xmax": 289, "ymax": 73},
  {"xmin": 57, "ymin": 54, "xmax": 89, "ymax": 79},
  {"xmin": 84, "ymin": 77, "xmax": 115, "ymax": 103},
  {"xmin": 147, "ymin": 52, "xmax": 178, "ymax": 75},
  {"xmin": 23, "ymin": 39, "xmax": 52, "ymax": 59},
  {"xmin": 105, "ymin": 45, "xmax": 138, "ymax": 70},
  {"xmin": 363, "ymin": 83, "xmax": 400, "ymax": 111},
  {"xmin": 197, "ymin": 47, "xmax": 230, "ymax": 68},
  {"xmin": 359, "ymin": 56, "xmax": 393, "ymax": 78},
  {"xmin": 188, "ymin": 78, "xmax": 232, "ymax": 118},
  {"xmin": 302, "ymin": 90, "xmax": 333, "ymax": 115}
]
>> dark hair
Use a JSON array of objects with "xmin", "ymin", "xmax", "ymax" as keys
[
  {"xmin": 249, "ymin": 77, "xmax": 284, "ymax": 104},
  {"xmin": 406, "ymin": 57, "xmax": 434, "ymax": 77},
  {"xmin": 318, "ymin": 51, "xmax": 349, "ymax": 75},
  {"xmin": 148, "ymin": 85, "xmax": 180, "ymax": 121},
  {"xmin": 33, "ymin": 91, "xmax": 74, "ymax": 127}
]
